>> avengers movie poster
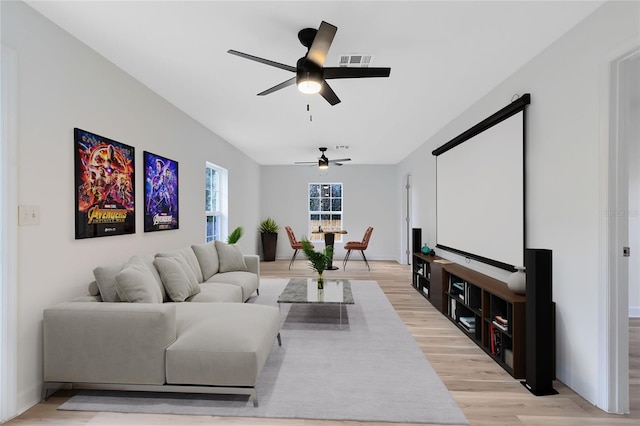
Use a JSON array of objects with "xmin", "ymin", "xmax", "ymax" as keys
[
  {"xmin": 144, "ymin": 151, "xmax": 179, "ymax": 232},
  {"xmin": 74, "ymin": 128, "xmax": 136, "ymax": 239}
]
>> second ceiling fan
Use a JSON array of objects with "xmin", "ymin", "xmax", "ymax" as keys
[
  {"xmin": 228, "ymin": 21, "xmax": 391, "ymax": 105},
  {"xmin": 295, "ymin": 147, "xmax": 351, "ymax": 169}
]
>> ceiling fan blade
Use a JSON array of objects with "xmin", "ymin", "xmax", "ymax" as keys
[
  {"xmin": 328, "ymin": 158, "xmax": 351, "ymax": 163},
  {"xmin": 228, "ymin": 50, "xmax": 296, "ymax": 73},
  {"xmin": 257, "ymin": 77, "xmax": 296, "ymax": 96},
  {"xmin": 307, "ymin": 21, "xmax": 337, "ymax": 67},
  {"xmin": 319, "ymin": 81, "xmax": 341, "ymax": 106},
  {"xmin": 294, "ymin": 161, "xmax": 317, "ymax": 164},
  {"xmin": 324, "ymin": 67, "xmax": 391, "ymax": 79}
]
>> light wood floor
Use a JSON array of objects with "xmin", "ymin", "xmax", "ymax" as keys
[{"xmin": 8, "ymin": 260, "xmax": 639, "ymax": 426}]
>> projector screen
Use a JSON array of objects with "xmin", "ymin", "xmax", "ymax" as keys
[{"xmin": 433, "ymin": 95, "xmax": 529, "ymax": 271}]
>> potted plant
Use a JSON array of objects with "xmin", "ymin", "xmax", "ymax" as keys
[
  {"xmin": 259, "ymin": 217, "xmax": 280, "ymax": 261},
  {"xmin": 301, "ymin": 239, "xmax": 333, "ymax": 288},
  {"xmin": 226, "ymin": 226, "xmax": 243, "ymax": 244}
]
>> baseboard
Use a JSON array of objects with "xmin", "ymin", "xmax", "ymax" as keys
[{"xmin": 629, "ymin": 306, "xmax": 640, "ymax": 318}]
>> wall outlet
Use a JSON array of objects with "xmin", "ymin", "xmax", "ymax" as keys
[{"xmin": 18, "ymin": 205, "xmax": 40, "ymax": 226}]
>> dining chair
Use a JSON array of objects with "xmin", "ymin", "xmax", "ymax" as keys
[
  {"xmin": 343, "ymin": 227, "xmax": 374, "ymax": 271},
  {"xmin": 285, "ymin": 226, "xmax": 313, "ymax": 270}
]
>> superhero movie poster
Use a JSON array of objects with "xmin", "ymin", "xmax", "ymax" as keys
[
  {"xmin": 74, "ymin": 128, "xmax": 135, "ymax": 239},
  {"xmin": 144, "ymin": 151, "xmax": 179, "ymax": 232}
]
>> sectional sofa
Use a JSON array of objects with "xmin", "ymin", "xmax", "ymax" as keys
[{"xmin": 42, "ymin": 241, "xmax": 282, "ymax": 406}]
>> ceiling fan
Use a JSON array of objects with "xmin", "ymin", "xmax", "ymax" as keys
[
  {"xmin": 228, "ymin": 21, "xmax": 391, "ymax": 106},
  {"xmin": 295, "ymin": 147, "xmax": 351, "ymax": 169}
]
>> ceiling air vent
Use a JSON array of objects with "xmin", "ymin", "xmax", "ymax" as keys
[
  {"xmin": 334, "ymin": 145, "xmax": 350, "ymax": 150},
  {"xmin": 338, "ymin": 54, "xmax": 373, "ymax": 68}
]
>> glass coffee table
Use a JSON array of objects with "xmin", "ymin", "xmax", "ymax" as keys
[{"xmin": 277, "ymin": 278, "xmax": 354, "ymax": 327}]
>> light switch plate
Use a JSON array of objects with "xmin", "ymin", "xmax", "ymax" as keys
[{"xmin": 18, "ymin": 205, "xmax": 40, "ymax": 226}]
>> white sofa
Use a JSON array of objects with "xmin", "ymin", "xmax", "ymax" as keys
[{"xmin": 42, "ymin": 241, "xmax": 281, "ymax": 406}]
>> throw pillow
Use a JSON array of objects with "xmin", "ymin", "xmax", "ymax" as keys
[
  {"xmin": 215, "ymin": 241, "xmax": 248, "ymax": 273},
  {"xmin": 114, "ymin": 256, "xmax": 163, "ymax": 303},
  {"xmin": 88, "ymin": 280, "xmax": 100, "ymax": 297},
  {"xmin": 156, "ymin": 247, "xmax": 204, "ymax": 283},
  {"xmin": 154, "ymin": 256, "xmax": 201, "ymax": 302},
  {"xmin": 191, "ymin": 242, "xmax": 220, "ymax": 281},
  {"xmin": 93, "ymin": 262, "xmax": 124, "ymax": 302}
]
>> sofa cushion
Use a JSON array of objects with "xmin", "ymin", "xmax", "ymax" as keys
[
  {"xmin": 93, "ymin": 262, "xmax": 124, "ymax": 302},
  {"xmin": 88, "ymin": 280, "xmax": 100, "ymax": 297},
  {"xmin": 115, "ymin": 256, "xmax": 163, "ymax": 303},
  {"xmin": 166, "ymin": 303, "xmax": 280, "ymax": 387},
  {"xmin": 206, "ymin": 271, "xmax": 258, "ymax": 301},
  {"xmin": 156, "ymin": 247, "xmax": 204, "ymax": 283},
  {"xmin": 214, "ymin": 241, "xmax": 248, "ymax": 273},
  {"xmin": 154, "ymin": 256, "xmax": 201, "ymax": 302},
  {"xmin": 139, "ymin": 254, "xmax": 169, "ymax": 302},
  {"xmin": 191, "ymin": 242, "xmax": 219, "ymax": 281},
  {"xmin": 187, "ymin": 283, "xmax": 242, "ymax": 303}
]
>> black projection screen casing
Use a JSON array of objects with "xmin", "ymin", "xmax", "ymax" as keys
[{"xmin": 432, "ymin": 94, "xmax": 530, "ymax": 271}]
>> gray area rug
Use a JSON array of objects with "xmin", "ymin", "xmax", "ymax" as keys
[{"xmin": 59, "ymin": 279, "xmax": 468, "ymax": 424}]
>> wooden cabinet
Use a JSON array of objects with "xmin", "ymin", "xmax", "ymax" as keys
[
  {"xmin": 443, "ymin": 263, "xmax": 525, "ymax": 378},
  {"xmin": 412, "ymin": 254, "xmax": 526, "ymax": 378}
]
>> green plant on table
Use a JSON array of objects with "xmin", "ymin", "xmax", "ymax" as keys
[{"xmin": 301, "ymin": 239, "xmax": 333, "ymax": 283}]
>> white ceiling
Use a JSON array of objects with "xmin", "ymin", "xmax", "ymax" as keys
[{"xmin": 25, "ymin": 0, "xmax": 604, "ymax": 165}]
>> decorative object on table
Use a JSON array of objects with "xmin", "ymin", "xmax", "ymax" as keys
[
  {"xmin": 301, "ymin": 239, "xmax": 333, "ymax": 288},
  {"xmin": 226, "ymin": 226, "xmax": 244, "ymax": 244},
  {"xmin": 259, "ymin": 217, "xmax": 280, "ymax": 261},
  {"xmin": 421, "ymin": 243, "xmax": 431, "ymax": 255},
  {"xmin": 507, "ymin": 266, "xmax": 526, "ymax": 294},
  {"xmin": 429, "ymin": 249, "xmax": 436, "ymax": 256},
  {"xmin": 143, "ymin": 151, "xmax": 178, "ymax": 232},
  {"xmin": 74, "ymin": 128, "xmax": 135, "ymax": 239}
]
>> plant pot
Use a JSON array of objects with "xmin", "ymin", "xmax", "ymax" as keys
[
  {"xmin": 317, "ymin": 274, "xmax": 324, "ymax": 289},
  {"xmin": 261, "ymin": 232, "xmax": 278, "ymax": 261}
]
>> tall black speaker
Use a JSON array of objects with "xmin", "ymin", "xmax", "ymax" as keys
[
  {"xmin": 412, "ymin": 228, "xmax": 422, "ymax": 253},
  {"xmin": 521, "ymin": 248, "xmax": 557, "ymax": 395}
]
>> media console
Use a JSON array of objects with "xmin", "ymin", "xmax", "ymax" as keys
[{"xmin": 412, "ymin": 253, "xmax": 525, "ymax": 378}]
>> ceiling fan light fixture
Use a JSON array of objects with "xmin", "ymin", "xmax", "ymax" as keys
[
  {"xmin": 298, "ymin": 79, "xmax": 322, "ymax": 94},
  {"xmin": 318, "ymin": 154, "xmax": 329, "ymax": 169},
  {"xmin": 296, "ymin": 61, "xmax": 323, "ymax": 94},
  {"xmin": 297, "ymin": 74, "xmax": 322, "ymax": 94}
]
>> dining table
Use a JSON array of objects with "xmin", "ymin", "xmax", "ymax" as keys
[{"xmin": 311, "ymin": 229, "xmax": 347, "ymax": 270}]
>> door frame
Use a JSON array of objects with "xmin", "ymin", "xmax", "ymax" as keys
[
  {"xmin": 598, "ymin": 41, "xmax": 639, "ymax": 414},
  {"xmin": 1, "ymin": 45, "xmax": 19, "ymax": 422}
]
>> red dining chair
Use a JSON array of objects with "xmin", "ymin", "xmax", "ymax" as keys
[
  {"xmin": 285, "ymin": 226, "xmax": 313, "ymax": 270},
  {"xmin": 343, "ymin": 227, "xmax": 374, "ymax": 271}
]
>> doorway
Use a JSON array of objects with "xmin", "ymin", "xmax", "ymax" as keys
[{"xmin": 603, "ymin": 45, "xmax": 639, "ymax": 415}]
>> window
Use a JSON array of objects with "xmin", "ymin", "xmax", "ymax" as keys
[
  {"xmin": 205, "ymin": 163, "xmax": 227, "ymax": 242},
  {"xmin": 309, "ymin": 183, "xmax": 343, "ymax": 242}
]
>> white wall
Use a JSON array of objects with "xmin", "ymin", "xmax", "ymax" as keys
[
  {"xmin": 261, "ymin": 165, "xmax": 399, "ymax": 262},
  {"xmin": 1, "ymin": 1, "xmax": 261, "ymax": 414},
  {"xmin": 398, "ymin": 0, "xmax": 639, "ymax": 408}
]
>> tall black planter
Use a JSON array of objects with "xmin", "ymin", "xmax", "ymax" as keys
[{"xmin": 261, "ymin": 232, "xmax": 278, "ymax": 261}]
